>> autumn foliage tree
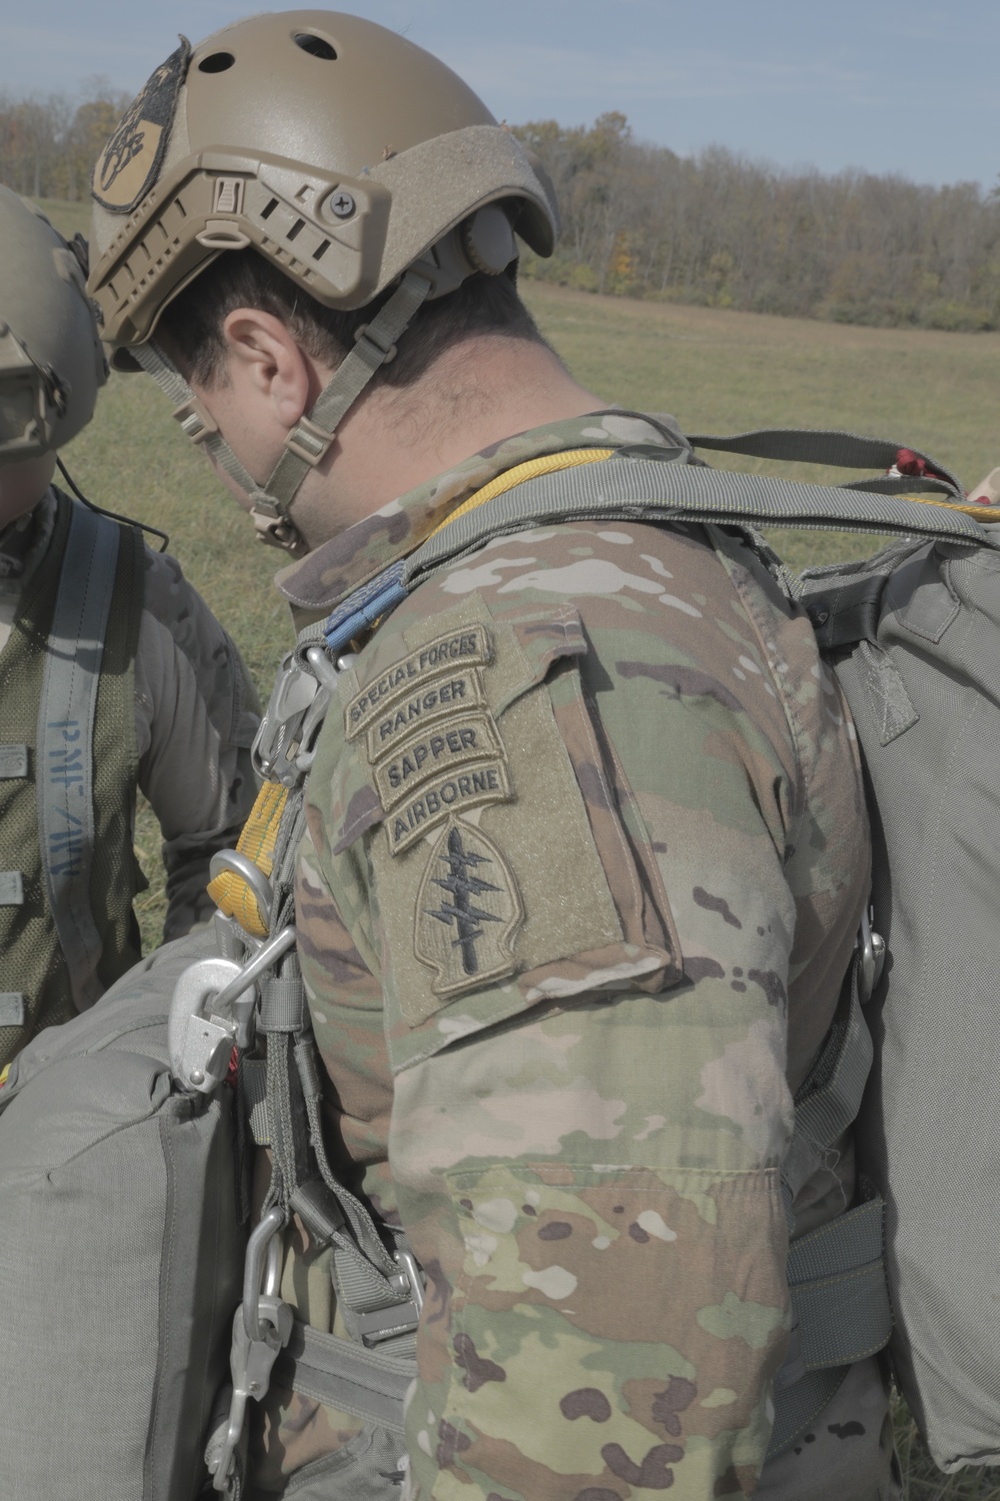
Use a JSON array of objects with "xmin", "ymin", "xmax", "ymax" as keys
[
  {"xmin": 2, "ymin": 87, "xmax": 1000, "ymax": 332},
  {"xmin": 514, "ymin": 117, "xmax": 1000, "ymax": 331},
  {"xmin": 0, "ymin": 84, "xmax": 129, "ymax": 202}
]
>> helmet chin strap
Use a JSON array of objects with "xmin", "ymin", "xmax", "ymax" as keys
[{"xmin": 133, "ymin": 270, "xmax": 433, "ymax": 556}]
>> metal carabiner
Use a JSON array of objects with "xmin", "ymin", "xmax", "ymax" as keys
[
  {"xmin": 167, "ymin": 956, "xmax": 244, "ymax": 1094},
  {"xmin": 213, "ymin": 925, "xmax": 298, "ymax": 1016},
  {"xmin": 243, "ymin": 1205, "xmax": 287, "ymax": 1345},
  {"xmin": 209, "ymin": 1207, "xmax": 294, "ymax": 1492},
  {"xmin": 858, "ymin": 907, "xmax": 886, "ymax": 1004}
]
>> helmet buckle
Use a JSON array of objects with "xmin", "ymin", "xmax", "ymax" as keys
[
  {"xmin": 282, "ymin": 414, "xmax": 336, "ymax": 468},
  {"xmin": 172, "ymin": 395, "xmax": 219, "ymax": 444},
  {"xmin": 352, "ymin": 323, "xmax": 397, "ymax": 365}
]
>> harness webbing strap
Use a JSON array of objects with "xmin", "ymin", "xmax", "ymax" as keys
[
  {"xmin": 240, "ymin": 1056, "xmax": 270, "ymax": 1146},
  {"xmin": 259, "ymin": 789, "xmax": 417, "ymax": 1338},
  {"xmin": 766, "ymin": 965, "xmax": 891, "ymax": 1458},
  {"xmin": 687, "ymin": 425, "xmax": 964, "ymax": 496},
  {"xmin": 274, "ymin": 1319, "xmax": 414, "ymax": 1434},
  {"xmin": 37, "ymin": 500, "xmax": 120, "ymax": 1012},
  {"xmin": 791, "ymin": 962, "xmax": 873, "ymax": 1180},
  {"xmin": 786, "ymin": 1195, "xmax": 891, "ymax": 1370},
  {"xmin": 402, "ymin": 455, "xmax": 998, "ymax": 596},
  {"xmin": 441, "ymin": 446, "xmax": 615, "ymax": 527},
  {"xmin": 324, "ymin": 560, "xmax": 408, "ymax": 655}
]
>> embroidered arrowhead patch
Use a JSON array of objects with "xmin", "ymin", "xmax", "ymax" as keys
[
  {"xmin": 92, "ymin": 38, "xmax": 190, "ymax": 213},
  {"xmin": 415, "ymin": 818, "xmax": 523, "ymax": 998}
]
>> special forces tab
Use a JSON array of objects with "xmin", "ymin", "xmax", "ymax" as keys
[{"xmin": 345, "ymin": 627, "xmax": 492, "ymax": 735}]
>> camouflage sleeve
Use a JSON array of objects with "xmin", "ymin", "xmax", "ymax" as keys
[
  {"xmin": 299, "ymin": 519, "xmax": 868, "ymax": 1499},
  {"xmin": 134, "ymin": 545, "xmax": 260, "ymax": 939}
]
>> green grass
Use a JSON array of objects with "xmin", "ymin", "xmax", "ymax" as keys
[
  {"xmin": 31, "ymin": 197, "xmax": 91, "ymax": 241},
  {"xmin": 55, "ymin": 251, "xmax": 1000, "ymax": 1501}
]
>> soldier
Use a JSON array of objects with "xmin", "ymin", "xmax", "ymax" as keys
[
  {"xmin": 0, "ymin": 185, "xmax": 260, "ymax": 1070},
  {"xmin": 88, "ymin": 14, "xmax": 893, "ymax": 1498}
]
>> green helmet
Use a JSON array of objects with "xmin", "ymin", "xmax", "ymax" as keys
[
  {"xmin": 86, "ymin": 12, "xmax": 558, "ymax": 552},
  {"xmin": 0, "ymin": 187, "xmax": 107, "ymax": 464}
]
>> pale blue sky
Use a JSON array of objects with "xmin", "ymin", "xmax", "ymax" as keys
[{"xmin": 3, "ymin": 1, "xmax": 997, "ymax": 189}]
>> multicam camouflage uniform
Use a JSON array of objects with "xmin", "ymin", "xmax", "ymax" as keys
[
  {"xmin": 0, "ymin": 485, "xmax": 259, "ymax": 1055},
  {"xmin": 248, "ymin": 410, "xmax": 891, "ymax": 1499}
]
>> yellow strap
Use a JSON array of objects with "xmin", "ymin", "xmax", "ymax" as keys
[
  {"xmin": 206, "ymin": 780, "xmax": 288, "ymax": 939},
  {"xmin": 430, "ymin": 448, "xmax": 614, "ymax": 537},
  {"xmin": 898, "ymin": 491, "xmax": 1000, "ymax": 522}
]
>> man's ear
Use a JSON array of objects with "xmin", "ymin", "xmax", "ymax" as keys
[{"xmin": 221, "ymin": 308, "xmax": 314, "ymax": 429}]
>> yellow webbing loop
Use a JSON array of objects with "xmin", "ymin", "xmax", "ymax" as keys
[
  {"xmin": 434, "ymin": 447, "xmax": 614, "ymax": 536},
  {"xmin": 206, "ymin": 781, "xmax": 289, "ymax": 939},
  {"xmin": 899, "ymin": 491, "xmax": 1000, "ymax": 522}
]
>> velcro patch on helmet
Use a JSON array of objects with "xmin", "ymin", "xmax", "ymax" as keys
[{"xmin": 92, "ymin": 38, "xmax": 191, "ymax": 214}]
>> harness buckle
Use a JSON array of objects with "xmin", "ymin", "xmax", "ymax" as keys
[
  {"xmin": 283, "ymin": 413, "xmax": 336, "ymax": 468},
  {"xmin": 355, "ymin": 1246, "xmax": 425, "ymax": 1348},
  {"xmin": 168, "ymin": 927, "xmax": 298, "ymax": 1088},
  {"xmin": 249, "ymin": 505, "xmax": 308, "ymax": 556},
  {"xmin": 252, "ymin": 652, "xmax": 331, "ymax": 788},
  {"xmin": 167, "ymin": 956, "xmax": 243, "ymax": 1094},
  {"xmin": 172, "ymin": 394, "xmax": 218, "ymax": 443}
]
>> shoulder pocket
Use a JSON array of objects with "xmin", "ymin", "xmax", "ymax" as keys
[{"xmin": 319, "ymin": 597, "xmax": 682, "ymax": 1072}]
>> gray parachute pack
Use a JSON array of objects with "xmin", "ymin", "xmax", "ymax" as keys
[{"xmin": 0, "ymin": 424, "xmax": 997, "ymax": 1492}]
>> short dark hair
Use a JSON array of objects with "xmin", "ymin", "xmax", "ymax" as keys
[{"xmin": 157, "ymin": 249, "xmax": 547, "ymax": 389}]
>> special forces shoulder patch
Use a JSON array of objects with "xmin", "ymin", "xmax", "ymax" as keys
[
  {"xmin": 414, "ymin": 818, "xmax": 523, "ymax": 999},
  {"xmin": 345, "ymin": 625, "xmax": 492, "ymax": 742},
  {"xmin": 354, "ymin": 609, "xmax": 644, "ymax": 1046},
  {"xmin": 92, "ymin": 38, "xmax": 191, "ymax": 214},
  {"xmin": 345, "ymin": 624, "xmax": 512, "ymax": 856}
]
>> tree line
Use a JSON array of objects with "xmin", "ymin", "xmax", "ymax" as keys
[
  {"xmin": 3, "ymin": 88, "xmax": 998, "ymax": 332},
  {"xmin": 514, "ymin": 114, "xmax": 1000, "ymax": 332},
  {"xmin": 0, "ymin": 87, "xmax": 131, "ymax": 205}
]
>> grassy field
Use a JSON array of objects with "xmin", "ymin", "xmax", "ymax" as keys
[{"xmin": 43, "ymin": 196, "xmax": 1000, "ymax": 1499}]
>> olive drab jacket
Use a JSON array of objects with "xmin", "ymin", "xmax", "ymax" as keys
[
  {"xmin": 252, "ymin": 411, "xmax": 877, "ymax": 1499},
  {"xmin": 0, "ymin": 487, "xmax": 259, "ymax": 1067}
]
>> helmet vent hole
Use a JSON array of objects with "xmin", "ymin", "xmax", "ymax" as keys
[
  {"xmin": 294, "ymin": 33, "xmax": 337, "ymax": 60},
  {"xmin": 287, "ymin": 219, "xmax": 305, "ymax": 242},
  {"xmin": 313, "ymin": 239, "xmax": 331, "ymax": 261},
  {"xmin": 261, "ymin": 198, "xmax": 279, "ymax": 221},
  {"xmin": 198, "ymin": 51, "xmax": 235, "ymax": 74}
]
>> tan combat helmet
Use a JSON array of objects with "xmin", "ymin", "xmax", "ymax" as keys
[
  {"xmin": 0, "ymin": 187, "xmax": 107, "ymax": 465},
  {"xmin": 88, "ymin": 11, "xmax": 558, "ymax": 551}
]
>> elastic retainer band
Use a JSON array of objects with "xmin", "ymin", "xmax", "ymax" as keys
[{"xmin": 324, "ymin": 560, "xmax": 409, "ymax": 654}]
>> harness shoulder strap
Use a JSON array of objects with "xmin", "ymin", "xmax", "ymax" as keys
[
  {"xmin": 402, "ymin": 452, "xmax": 996, "ymax": 601},
  {"xmin": 38, "ymin": 498, "xmax": 125, "ymax": 1011}
]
